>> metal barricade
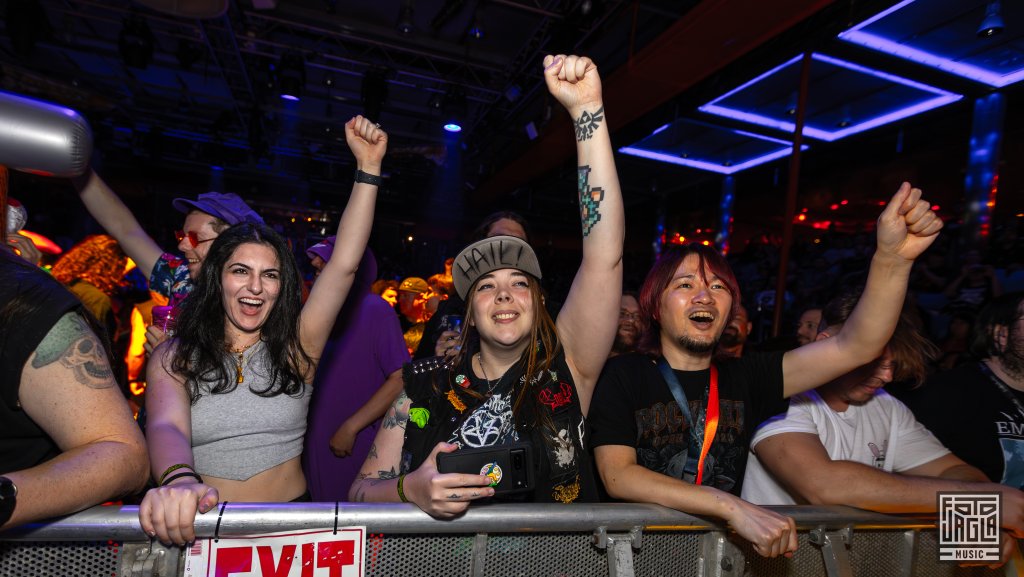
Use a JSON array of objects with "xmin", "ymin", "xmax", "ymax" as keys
[{"xmin": 0, "ymin": 503, "xmax": 1018, "ymax": 577}]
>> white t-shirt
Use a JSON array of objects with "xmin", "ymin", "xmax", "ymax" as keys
[{"xmin": 741, "ymin": 389, "xmax": 950, "ymax": 505}]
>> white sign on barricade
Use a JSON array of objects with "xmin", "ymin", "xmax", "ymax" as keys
[{"xmin": 182, "ymin": 527, "xmax": 366, "ymax": 577}]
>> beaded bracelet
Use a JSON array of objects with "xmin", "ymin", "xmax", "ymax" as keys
[
  {"xmin": 157, "ymin": 463, "xmax": 195, "ymax": 486},
  {"xmin": 161, "ymin": 471, "xmax": 204, "ymax": 487},
  {"xmin": 396, "ymin": 474, "xmax": 409, "ymax": 503}
]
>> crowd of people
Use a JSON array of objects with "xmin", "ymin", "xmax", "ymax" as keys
[{"xmin": 2, "ymin": 53, "xmax": 1024, "ymax": 567}]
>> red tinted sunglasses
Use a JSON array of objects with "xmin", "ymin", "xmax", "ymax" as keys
[{"xmin": 174, "ymin": 230, "xmax": 216, "ymax": 248}]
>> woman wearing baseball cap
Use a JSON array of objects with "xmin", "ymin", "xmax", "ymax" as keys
[{"xmin": 350, "ymin": 55, "xmax": 624, "ymax": 516}]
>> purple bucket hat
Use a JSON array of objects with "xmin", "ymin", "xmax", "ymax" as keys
[{"xmin": 172, "ymin": 192, "xmax": 264, "ymax": 225}]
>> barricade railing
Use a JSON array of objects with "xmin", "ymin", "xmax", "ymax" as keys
[{"xmin": 0, "ymin": 502, "xmax": 1018, "ymax": 577}]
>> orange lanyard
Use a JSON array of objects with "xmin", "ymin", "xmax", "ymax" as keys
[
  {"xmin": 656, "ymin": 360, "xmax": 720, "ymax": 485},
  {"xmin": 696, "ymin": 365, "xmax": 719, "ymax": 485}
]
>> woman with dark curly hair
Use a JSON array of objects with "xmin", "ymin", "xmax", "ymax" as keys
[
  {"xmin": 51, "ymin": 234, "xmax": 126, "ymax": 337},
  {"xmin": 137, "ymin": 116, "xmax": 386, "ymax": 546}
]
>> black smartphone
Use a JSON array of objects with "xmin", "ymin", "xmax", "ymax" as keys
[{"xmin": 436, "ymin": 443, "xmax": 534, "ymax": 495}]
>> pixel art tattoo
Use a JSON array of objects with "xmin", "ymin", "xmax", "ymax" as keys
[{"xmin": 578, "ymin": 165, "xmax": 605, "ymax": 237}]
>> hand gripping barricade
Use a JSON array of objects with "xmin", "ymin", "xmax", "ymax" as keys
[{"xmin": 1, "ymin": 503, "xmax": 1022, "ymax": 577}]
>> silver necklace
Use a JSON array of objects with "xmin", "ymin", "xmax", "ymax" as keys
[{"xmin": 477, "ymin": 353, "xmax": 499, "ymax": 395}]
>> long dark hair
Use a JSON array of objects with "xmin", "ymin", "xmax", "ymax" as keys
[
  {"xmin": 169, "ymin": 223, "xmax": 313, "ymax": 403},
  {"xmin": 970, "ymin": 292, "xmax": 1024, "ymax": 360},
  {"xmin": 822, "ymin": 287, "xmax": 937, "ymax": 386},
  {"xmin": 445, "ymin": 274, "xmax": 561, "ymax": 434}
]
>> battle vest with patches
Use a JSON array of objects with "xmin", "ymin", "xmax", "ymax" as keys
[{"xmin": 401, "ymin": 352, "xmax": 597, "ymax": 504}]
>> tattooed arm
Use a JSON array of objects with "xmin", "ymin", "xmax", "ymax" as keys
[
  {"xmin": 349, "ymin": 388, "xmax": 493, "ymax": 518},
  {"xmin": 543, "ymin": 55, "xmax": 625, "ymax": 413},
  {"xmin": 3, "ymin": 311, "xmax": 148, "ymax": 530}
]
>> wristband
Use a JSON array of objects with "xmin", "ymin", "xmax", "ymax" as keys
[
  {"xmin": 162, "ymin": 471, "xmax": 204, "ymax": 486},
  {"xmin": 397, "ymin": 474, "xmax": 409, "ymax": 503},
  {"xmin": 354, "ymin": 169, "xmax": 382, "ymax": 186},
  {"xmin": 158, "ymin": 463, "xmax": 195, "ymax": 486}
]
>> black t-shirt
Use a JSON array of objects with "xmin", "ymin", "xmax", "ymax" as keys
[
  {"xmin": 0, "ymin": 252, "xmax": 84, "ymax": 474},
  {"xmin": 589, "ymin": 351, "xmax": 787, "ymax": 495},
  {"xmin": 903, "ymin": 362, "xmax": 1024, "ymax": 488}
]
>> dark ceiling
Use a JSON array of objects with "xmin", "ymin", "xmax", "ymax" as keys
[{"xmin": 2, "ymin": 0, "xmax": 1023, "ymax": 267}]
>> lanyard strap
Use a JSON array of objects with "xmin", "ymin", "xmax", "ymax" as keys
[{"xmin": 656, "ymin": 359, "xmax": 720, "ymax": 485}]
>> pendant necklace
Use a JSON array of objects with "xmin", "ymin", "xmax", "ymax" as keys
[
  {"xmin": 228, "ymin": 336, "xmax": 261, "ymax": 384},
  {"xmin": 477, "ymin": 353, "xmax": 499, "ymax": 395}
]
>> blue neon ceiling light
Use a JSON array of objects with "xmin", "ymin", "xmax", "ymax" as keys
[
  {"xmin": 698, "ymin": 53, "xmax": 962, "ymax": 142},
  {"xmin": 618, "ymin": 125, "xmax": 808, "ymax": 175},
  {"xmin": 838, "ymin": 0, "xmax": 1024, "ymax": 88}
]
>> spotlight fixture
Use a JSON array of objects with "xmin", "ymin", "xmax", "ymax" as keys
[
  {"xmin": 277, "ymin": 53, "xmax": 306, "ymax": 101},
  {"xmin": 977, "ymin": 1, "xmax": 1004, "ymax": 38},
  {"xmin": 119, "ymin": 14, "xmax": 154, "ymax": 69},
  {"xmin": 397, "ymin": 0, "xmax": 414, "ymax": 35},
  {"xmin": 441, "ymin": 87, "xmax": 467, "ymax": 133},
  {"xmin": 468, "ymin": 6, "xmax": 484, "ymax": 40}
]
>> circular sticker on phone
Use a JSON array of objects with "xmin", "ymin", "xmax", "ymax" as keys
[{"xmin": 480, "ymin": 462, "xmax": 502, "ymax": 487}]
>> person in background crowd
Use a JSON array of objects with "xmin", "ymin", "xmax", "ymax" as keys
[
  {"xmin": 588, "ymin": 182, "xmax": 943, "ymax": 559},
  {"xmin": 351, "ymin": 53, "xmax": 624, "ymax": 517},
  {"xmin": 397, "ymin": 276, "xmax": 431, "ymax": 353},
  {"xmin": 137, "ymin": 116, "xmax": 384, "ymax": 546},
  {"xmin": 715, "ymin": 304, "xmax": 751, "ymax": 360},
  {"xmin": 302, "ymin": 238, "xmax": 409, "ymax": 501},
  {"xmin": 944, "ymin": 249, "xmax": 1002, "ymax": 313},
  {"xmin": 1, "ymin": 173, "xmax": 148, "ymax": 531},
  {"xmin": 904, "ymin": 292, "xmax": 1024, "ymax": 488},
  {"xmin": 795, "ymin": 307, "xmax": 822, "ymax": 347},
  {"xmin": 50, "ymin": 234, "xmax": 127, "ymax": 341},
  {"xmin": 371, "ymin": 279, "xmax": 400, "ymax": 309},
  {"xmin": 742, "ymin": 290, "xmax": 1024, "ymax": 566},
  {"xmin": 610, "ymin": 291, "xmax": 641, "ymax": 357}
]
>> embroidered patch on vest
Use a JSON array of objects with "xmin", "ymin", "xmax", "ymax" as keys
[{"xmin": 552, "ymin": 475, "xmax": 581, "ymax": 504}]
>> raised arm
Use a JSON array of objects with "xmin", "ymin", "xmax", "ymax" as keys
[
  {"xmin": 781, "ymin": 183, "xmax": 942, "ymax": 397},
  {"xmin": 4, "ymin": 311, "xmax": 148, "ymax": 530},
  {"xmin": 73, "ymin": 169, "xmax": 164, "ymax": 280},
  {"xmin": 594, "ymin": 445, "xmax": 797, "ymax": 558},
  {"xmin": 544, "ymin": 55, "xmax": 625, "ymax": 407},
  {"xmin": 300, "ymin": 116, "xmax": 386, "ymax": 364},
  {"xmin": 137, "ymin": 342, "xmax": 219, "ymax": 546}
]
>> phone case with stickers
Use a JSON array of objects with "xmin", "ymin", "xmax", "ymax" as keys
[{"xmin": 436, "ymin": 443, "xmax": 534, "ymax": 495}]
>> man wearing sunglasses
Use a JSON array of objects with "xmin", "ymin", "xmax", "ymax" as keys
[{"xmin": 74, "ymin": 172, "xmax": 263, "ymax": 303}]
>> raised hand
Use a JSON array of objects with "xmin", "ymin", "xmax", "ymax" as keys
[
  {"xmin": 876, "ymin": 182, "xmax": 943, "ymax": 263},
  {"xmin": 402, "ymin": 442, "xmax": 495, "ymax": 519},
  {"xmin": 6, "ymin": 233, "xmax": 40, "ymax": 265},
  {"xmin": 542, "ymin": 54, "xmax": 603, "ymax": 119},
  {"xmin": 345, "ymin": 115, "xmax": 388, "ymax": 171}
]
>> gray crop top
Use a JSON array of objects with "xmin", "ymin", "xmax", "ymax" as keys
[{"xmin": 190, "ymin": 341, "xmax": 311, "ymax": 481}]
